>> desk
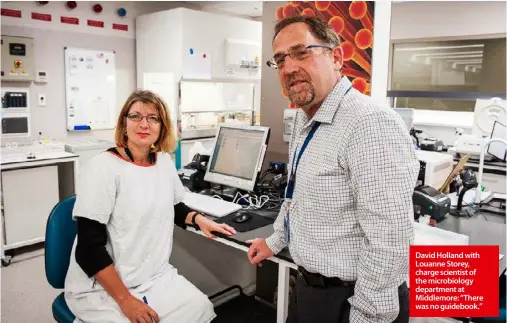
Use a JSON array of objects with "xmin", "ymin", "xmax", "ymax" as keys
[
  {"xmin": 437, "ymin": 212, "xmax": 506, "ymax": 274},
  {"xmin": 0, "ymin": 151, "xmax": 78, "ymax": 266},
  {"xmin": 185, "ymin": 209, "xmax": 295, "ymax": 323},
  {"xmin": 184, "ymin": 207, "xmax": 505, "ymax": 323}
]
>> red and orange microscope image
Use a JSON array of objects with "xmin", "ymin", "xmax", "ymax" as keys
[{"xmin": 276, "ymin": 1, "xmax": 375, "ymax": 108}]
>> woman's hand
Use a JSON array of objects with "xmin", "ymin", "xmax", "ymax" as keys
[
  {"xmin": 118, "ymin": 294, "xmax": 160, "ymax": 323},
  {"xmin": 195, "ymin": 215, "xmax": 236, "ymax": 238}
]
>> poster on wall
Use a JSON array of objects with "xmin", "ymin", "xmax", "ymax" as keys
[{"xmin": 276, "ymin": 1, "xmax": 375, "ymax": 108}]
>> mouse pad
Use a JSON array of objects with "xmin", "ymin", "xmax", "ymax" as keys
[{"xmin": 214, "ymin": 212, "xmax": 275, "ymax": 232}]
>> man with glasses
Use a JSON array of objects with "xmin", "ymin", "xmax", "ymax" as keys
[{"xmin": 247, "ymin": 16, "xmax": 419, "ymax": 323}]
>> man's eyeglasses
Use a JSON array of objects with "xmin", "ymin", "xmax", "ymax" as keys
[
  {"xmin": 127, "ymin": 113, "xmax": 161, "ymax": 124},
  {"xmin": 266, "ymin": 44, "xmax": 335, "ymax": 70}
]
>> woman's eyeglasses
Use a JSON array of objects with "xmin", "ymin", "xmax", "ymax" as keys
[
  {"xmin": 266, "ymin": 44, "xmax": 334, "ymax": 70},
  {"xmin": 127, "ymin": 113, "xmax": 161, "ymax": 124}
]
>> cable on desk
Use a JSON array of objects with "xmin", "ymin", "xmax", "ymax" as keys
[{"xmin": 450, "ymin": 200, "xmax": 488, "ymax": 221}]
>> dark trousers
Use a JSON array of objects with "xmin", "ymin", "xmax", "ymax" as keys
[{"xmin": 286, "ymin": 274, "xmax": 410, "ymax": 323}]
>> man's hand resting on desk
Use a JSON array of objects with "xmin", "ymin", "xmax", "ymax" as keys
[
  {"xmin": 194, "ymin": 215, "xmax": 236, "ymax": 239},
  {"xmin": 247, "ymin": 238, "xmax": 274, "ymax": 266}
]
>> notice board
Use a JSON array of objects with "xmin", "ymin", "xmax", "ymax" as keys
[{"xmin": 64, "ymin": 47, "xmax": 116, "ymax": 131}]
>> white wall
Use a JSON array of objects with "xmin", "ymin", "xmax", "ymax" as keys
[
  {"xmin": 391, "ymin": 1, "xmax": 506, "ymax": 40},
  {"xmin": 1, "ymin": 1, "xmax": 198, "ymax": 145},
  {"xmin": 181, "ymin": 8, "xmax": 262, "ymax": 80}
]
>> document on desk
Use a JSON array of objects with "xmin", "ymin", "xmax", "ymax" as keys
[
  {"xmin": 447, "ymin": 190, "xmax": 492, "ymax": 206},
  {"xmin": 413, "ymin": 221, "xmax": 469, "ymax": 246}
]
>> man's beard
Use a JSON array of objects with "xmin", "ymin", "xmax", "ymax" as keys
[{"xmin": 286, "ymin": 73, "xmax": 315, "ymax": 107}]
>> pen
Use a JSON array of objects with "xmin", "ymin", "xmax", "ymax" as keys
[{"xmin": 143, "ymin": 296, "xmax": 155, "ymax": 323}]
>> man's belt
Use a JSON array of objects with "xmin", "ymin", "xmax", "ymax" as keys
[{"xmin": 298, "ymin": 267, "xmax": 356, "ymax": 288}]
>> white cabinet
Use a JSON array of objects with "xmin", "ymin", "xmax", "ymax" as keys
[{"xmin": 2, "ymin": 166, "xmax": 59, "ymax": 246}]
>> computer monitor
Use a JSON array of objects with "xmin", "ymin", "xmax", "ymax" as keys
[
  {"xmin": 394, "ymin": 108, "xmax": 414, "ymax": 131},
  {"xmin": 204, "ymin": 124, "xmax": 270, "ymax": 192},
  {"xmin": 487, "ymin": 121, "xmax": 506, "ymax": 161}
]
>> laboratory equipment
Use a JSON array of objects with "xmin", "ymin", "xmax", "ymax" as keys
[
  {"xmin": 419, "ymin": 138, "xmax": 444, "ymax": 152},
  {"xmin": 475, "ymin": 137, "xmax": 507, "ymax": 205},
  {"xmin": 1, "ymin": 140, "xmax": 66, "ymax": 164},
  {"xmin": 413, "ymin": 185, "xmax": 451, "ymax": 222},
  {"xmin": 283, "ymin": 108, "xmax": 298, "ymax": 143},
  {"xmin": 487, "ymin": 121, "xmax": 506, "ymax": 161},
  {"xmin": 1, "ymin": 35, "xmax": 36, "ymax": 82},
  {"xmin": 452, "ymin": 97, "xmax": 507, "ymax": 160},
  {"xmin": 178, "ymin": 153, "xmax": 211, "ymax": 191},
  {"xmin": 179, "ymin": 80, "xmax": 257, "ymax": 140},
  {"xmin": 204, "ymin": 124, "xmax": 270, "ymax": 192},
  {"xmin": 1, "ymin": 88, "xmax": 30, "ymax": 112},
  {"xmin": 449, "ymin": 168, "xmax": 478, "ymax": 218},
  {"xmin": 183, "ymin": 192, "xmax": 242, "ymax": 218},
  {"xmin": 35, "ymin": 70, "xmax": 48, "ymax": 84},
  {"xmin": 1, "ymin": 113, "xmax": 30, "ymax": 139},
  {"xmin": 394, "ymin": 108, "xmax": 444, "ymax": 151},
  {"xmin": 415, "ymin": 150, "xmax": 454, "ymax": 189},
  {"xmin": 473, "ymin": 98, "xmax": 506, "ymax": 137},
  {"xmin": 1, "ymin": 143, "xmax": 78, "ymax": 267}
]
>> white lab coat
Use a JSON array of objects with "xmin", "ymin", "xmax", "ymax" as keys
[{"xmin": 64, "ymin": 151, "xmax": 216, "ymax": 323}]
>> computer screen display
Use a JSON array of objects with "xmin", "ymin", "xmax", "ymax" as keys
[{"xmin": 205, "ymin": 125, "xmax": 269, "ymax": 191}]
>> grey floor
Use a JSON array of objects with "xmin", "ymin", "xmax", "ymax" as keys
[{"xmin": 1, "ymin": 247, "xmax": 461, "ymax": 323}]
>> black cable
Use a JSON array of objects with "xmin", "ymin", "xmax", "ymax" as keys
[{"xmin": 450, "ymin": 200, "xmax": 488, "ymax": 221}]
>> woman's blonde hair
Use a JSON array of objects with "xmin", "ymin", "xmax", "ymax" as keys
[{"xmin": 115, "ymin": 90, "xmax": 177, "ymax": 153}]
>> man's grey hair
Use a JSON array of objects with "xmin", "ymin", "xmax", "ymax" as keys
[{"xmin": 273, "ymin": 16, "xmax": 341, "ymax": 47}]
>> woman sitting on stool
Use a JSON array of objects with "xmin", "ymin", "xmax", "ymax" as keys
[{"xmin": 64, "ymin": 90, "xmax": 236, "ymax": 323}]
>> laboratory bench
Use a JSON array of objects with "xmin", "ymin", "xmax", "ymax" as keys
[
  {"xmin": 0, "ymin": 151, "xmax": 78, "ymax": 266},
  {"xmin": 185, "ymin": 202, "xmax": 506, "ymax": 323}
]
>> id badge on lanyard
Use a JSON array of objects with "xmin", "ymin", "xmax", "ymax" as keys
[
  {"xmin": 283, "ymin": 121, "xmax": 321, "ymax": 244},
  {"xmin": 284, "ymin": 202, "xmax": 291, "ymax": 244},
  {"xmin": 282, "ymin": 85, "xmax": 352, "ymax": 244}
]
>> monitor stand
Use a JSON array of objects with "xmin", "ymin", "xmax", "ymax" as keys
[{"xmin": 207, "ymin": 185, "xmax": 241, "ymax": 202}]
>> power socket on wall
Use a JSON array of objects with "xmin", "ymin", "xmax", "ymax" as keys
[{"xmin": 38, "ymin": 94, "xmax": 46, "ymax": 107}]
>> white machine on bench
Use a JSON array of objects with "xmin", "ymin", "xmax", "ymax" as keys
[{"xmin": 450, "ymin": 97, "xmax": 506, "ymax": 161}]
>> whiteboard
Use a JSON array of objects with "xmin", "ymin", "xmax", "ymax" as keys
[{"xmin": 64, "ymin": 47, "xmax": 116, "ymax": 131}]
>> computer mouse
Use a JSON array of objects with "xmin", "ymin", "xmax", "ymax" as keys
[
  {"xmin": 199, "ymin": 189, "xmax": 214, "ymax": 196},
  {"xmin": 233, "ymin": 211, "xmax": 252, "ymax": 223}
]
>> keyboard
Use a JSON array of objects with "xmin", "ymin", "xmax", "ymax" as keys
[{"xmin": 183, "ymin": 192, "xmax": 242, "ymax": 218}]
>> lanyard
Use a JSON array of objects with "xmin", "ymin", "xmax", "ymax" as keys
[
  {"xmin": 285, "ymin": 121, "xmax": 321, "ymax": 200},
  {"xmin": 124, "ymin": 147, "xmax": 155, "ymax": 164},
  {"xmin": 284, "ymin": 84, "xmax": 353, "ymax": 201}
]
